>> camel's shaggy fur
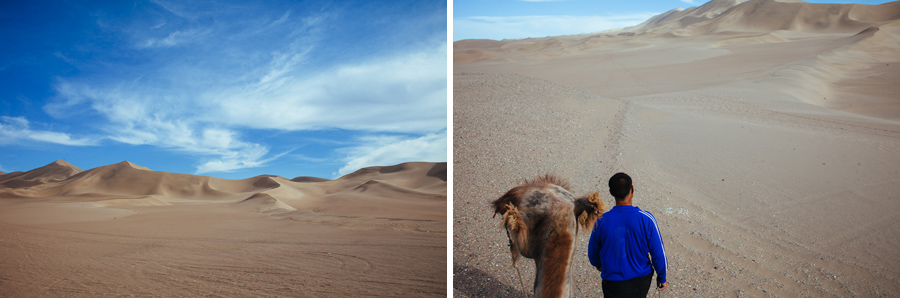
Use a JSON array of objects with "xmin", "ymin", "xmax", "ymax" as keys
[{"xmin": 492, "ymin": 175, "xmax": 607, "ymax": 298}]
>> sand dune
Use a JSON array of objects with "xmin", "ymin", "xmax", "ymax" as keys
[
  {"xmin": 35, "ymin": 161, "xmax": 234, "ymax": 200},
  {"xmin": 235, "ymin": 192, "xmax": 297, "ymax": 213},
  {"xmin": 281, "ymin": 162, "xmax": 448, "ymax": 222},
  {"xmin": 628, "ymin": 0, "xmax": 900, "ymax": 35},
  {"xmin": 318, "ymin": 162, "xmax": 447, "ymax": 195},
  {"xmin": 634, "ymin": 0, "xmax": 748, "ymax": 34},
  {"xmin": 0, "ymin": 160, "xmax": 446, "ymax": 296},
  {"xmin": 455, "ymin": 0, "xmax": 900, "ymax": 297},
  {"xmin": 696, "ymin": 0, "xmax": 894, "ymax": 34},
  {"xmin": 455, "ymin": 0, "xmax": 900, "ymax": 61},
  {"xmin": 0, "ymin": 160, "xmax": 446, "ymax": 224},
  {"xmin": 0, "ymin": 160, "xmax": 82, "ymax": 189}
]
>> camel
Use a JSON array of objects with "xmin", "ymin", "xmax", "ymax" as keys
[{"xmin": 492, "ymin": 174, "xmax": 606, "ymax": 298}]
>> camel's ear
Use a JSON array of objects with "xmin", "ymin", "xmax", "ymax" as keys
[
  {"xmin": 574, "ymin": 192, "xmax": 607, "ymax": 230},
  {"xmin": 492, "ymin": 185, "xmax": 525, "ymax": 218},
  {"xmin": 502, "ymin": 203, "xmax": 526, "ymax": 266}
]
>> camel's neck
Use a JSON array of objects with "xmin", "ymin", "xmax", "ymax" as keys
[
  {"xmin": 533, "ymin": 228, "xmax": 575, "ymax": 298},
  {"xmin": 534, "ymin": 260, "xmax": 571, "ymax": 298}
]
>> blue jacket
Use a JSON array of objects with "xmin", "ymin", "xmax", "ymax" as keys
[{"xmin": 588, "ymin": 205, "xmax": 668, "ymax": 284}]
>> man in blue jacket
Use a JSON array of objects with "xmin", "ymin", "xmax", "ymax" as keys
[{"xmin": 588, "ymin": 172, "xmax": 668, "ymax": 297}]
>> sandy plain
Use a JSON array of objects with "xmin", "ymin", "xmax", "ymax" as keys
[
  {"xmin": 453, "ymin": 0, "xmax": 900, "ymax": 297},
  {"xmin": 0, "ymin": 160, "xmax": 446, "ymax": 297}
]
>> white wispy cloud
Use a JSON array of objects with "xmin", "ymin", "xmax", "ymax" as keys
[
  {"xmin": 31, "ymin": 0, "xmax": 448, "ymax": 174},
  {"xmin": 39, "ymin": 2, "xmax": 446, "ymax": 175},
  {"xmin": 139, "ymin": 28, "xmax": 210, "ymax": 48},
  {"xmin": 335, "ymin": 131, "xmax": 447, "ymax": 177},
  {"xmin": 212, "ymin": 42, "xmax": 447, "ymax": 133},
  {"xmin": 49, "ymin": 40, "xmax": 445, "ymax": 174},
  {"xmin": 195, "ymin": 144, "xmax": 293, "ymax": 174},
  {"xmin": 454, "ymin": 13, "xmax": 659, "ymax": 40},
  {"xmin": 679, "ymin": 0, "xmax": 700, "ymax": 4},
  {"xmin": 149, "ymin": 0, "xmax": 193, "ymax": 19},
  {"xmin": 0, "ymin": 116, "xmax": 96, "ymax": 146},
  {"xmin": 48, "ymin": 81, "xmax": 284, "ymax": 173}
]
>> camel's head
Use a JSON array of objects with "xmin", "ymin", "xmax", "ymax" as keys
[
  {"xmin": 573, "ymin": 192, "xmax": 606, "ymax": 231},
  {"xmin": 491, "ymin": 175, "xmax": 606, "ymax": 298},
  {"xmin": 492, "ymin": 187, "xmax": 522, "ymax": 218}
]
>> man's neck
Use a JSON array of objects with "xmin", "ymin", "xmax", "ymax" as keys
[
  {"xmin": 615, "ymin": 198, "xmax": 632, "ymax": 206},
  {"xmin": 616, "ymin": 190, "xmax": 634, "ymax": 206}
]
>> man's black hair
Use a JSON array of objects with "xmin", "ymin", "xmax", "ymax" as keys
[{"xmin": 609, "ymin": 172, "xmax": 632, "ymax": 200}]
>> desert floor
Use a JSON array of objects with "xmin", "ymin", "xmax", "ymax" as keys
[
  {"xmin": 0, "ymin": 162, "xmax": 446, "ymax": 297},
  {"xmin": 453, "ymin": 27, "xmax": 900, "ymax": 297}
]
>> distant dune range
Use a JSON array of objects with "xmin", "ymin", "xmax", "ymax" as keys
[
  {"xmin": 455, "ymin": 0, "xmax": 900, "ymax": 297},
  {"xmin": 0, "ymin": 159, "xmax": 446, "ymax": 225},
  {"xmin": 0, "ymin": 160, "xmax": 446, "ymax": 296},
  {"xmin": 455, "ymin": 0, "xmax": 900, "ymax": 120}
]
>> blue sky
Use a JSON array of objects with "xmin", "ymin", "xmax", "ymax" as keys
[
  {"xmin": 0, "ymin": 0, "xmax": 447, "ymax": 180},
  {"xmin": 454, "ymin": 0, "xmax": 898, "ymax": 40}
]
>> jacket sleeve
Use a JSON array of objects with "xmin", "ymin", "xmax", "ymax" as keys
[
  {"xmin": 645, "ymin": 212, "xmax": 668, "ymax": 284},
  {"xmin": 587, "ymin": 219, "xmax": 602, "ymax": 270}
]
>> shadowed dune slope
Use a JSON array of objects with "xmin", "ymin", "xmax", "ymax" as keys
[
  {"xmin": 207, "ymin": 174, "xmax": 283, "ymax": 193},
  {"xmin": 290, "ymin": 176, "xmax": 331, "ymax": 183}
]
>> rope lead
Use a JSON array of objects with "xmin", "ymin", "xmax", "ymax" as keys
[{"xmin": 505, "ymin": 226, "xmax": 528, "ymax": 295}]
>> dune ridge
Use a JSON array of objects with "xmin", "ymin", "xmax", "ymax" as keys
[
  {"xmin": 0, "ymin": 160, "xmax": 446, "ymax": 226},
  {"xmin": 629, "ymin": 0, "xmax": 900, "ymax": 35},
  {"xmin": 0, "ymin": 160, "xmax": 83, "ymax": 189},
  {"xmin": 236, "ymin": 192, "xmax": 297, "ymax": 213},
  {"xmin": 281, "ymin": 162, "xmax": 448, "ymax": 222}
]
